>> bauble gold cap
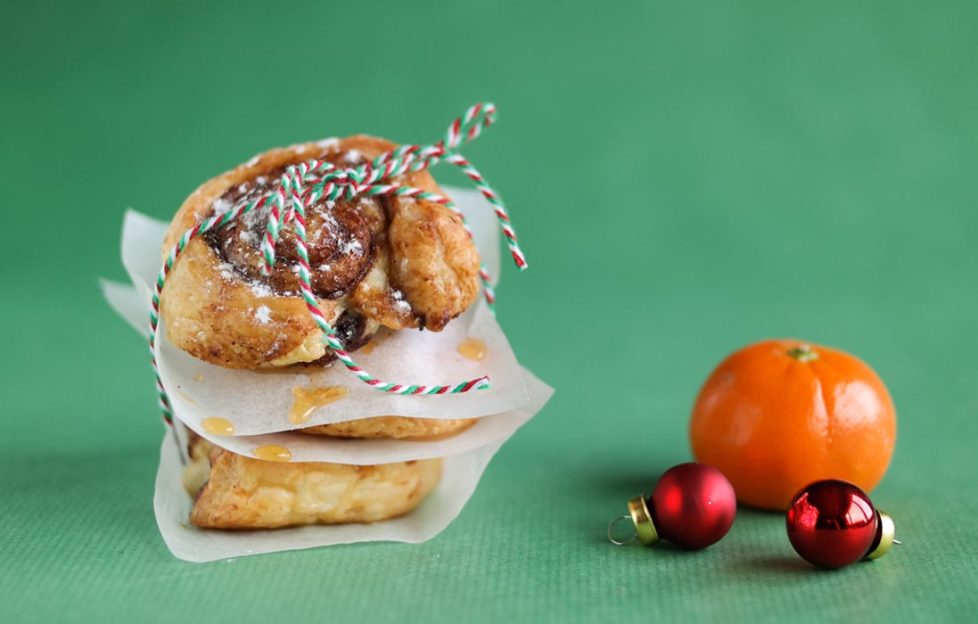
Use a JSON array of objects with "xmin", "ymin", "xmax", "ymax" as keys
[
  {"xmin": 866, "ymin": 511, "xmax": 896, "ymax": 560},
  {"xmin": 627, "ymin": 496, "xmax": 660, "ymax": 546}
]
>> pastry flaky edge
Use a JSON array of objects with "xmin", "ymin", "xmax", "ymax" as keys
[
  {"xmin": 302, "ymin": 416, "xmax": 477, "ymax": 439},
  {"xmin": 159, "ymin": 135, "xmax": 481, "ymax": 370},
  {"xmin": 184, "ymin": 436, "xmax": 443, "ymax": 530}
]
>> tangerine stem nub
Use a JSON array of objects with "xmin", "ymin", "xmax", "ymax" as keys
[{"xmin": 787, "ymin": 344, "xmax": 819, "ymax": 362}]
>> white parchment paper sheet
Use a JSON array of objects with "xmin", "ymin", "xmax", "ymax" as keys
[
  {"xmin": 155, "ymin": 368, "xmax": 552, "ymax": 563},
  {"xmin": 157, "ymin": 299, "xmax": 528, "ymax": 434},
  {"xmin": 104, "ymin": 186, "xmax": 531, "ymax": 435},
  {"xmin": 175, "ymin": 368, "xmax": 550, "ymax": 464},
  {"xmin": 155, "ymin": 437, "xmax": 496, "ymax": 563}
]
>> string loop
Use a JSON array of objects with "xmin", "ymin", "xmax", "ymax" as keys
[{"xmin": 148, "ymin": 104, "xmax": 525, "ymax": 424}]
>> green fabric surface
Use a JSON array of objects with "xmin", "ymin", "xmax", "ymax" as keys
[{"xmin": 2, "ymin": 1, "xmax": 976, "ymax": 621}]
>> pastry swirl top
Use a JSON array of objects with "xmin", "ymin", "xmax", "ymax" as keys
[
  {"xmin": 159, "ymin": 136, "xmax": 481, "ymax": 369},
  {"xmin": 204, "ymin": 164, "xmax": 377, "ymax": 300}
]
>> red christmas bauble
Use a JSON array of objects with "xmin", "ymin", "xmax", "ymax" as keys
[
  {"xmin": 648, "ymin": 463, "xmax": 737, "ymax": 550},
  {"xmin": 786, "ymin": 480, "xmax": 883, "ymax": 569}
]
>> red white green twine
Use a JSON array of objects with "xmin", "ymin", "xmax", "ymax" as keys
[{"xmin": 150, "ymin": 103, "xmax": 525, "ymax": 425}]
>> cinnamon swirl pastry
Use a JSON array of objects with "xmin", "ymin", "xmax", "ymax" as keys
[
  {"xmin": 160, "ymin": 136, "xmax": 481, "ymax": 369},
  {"xmin": 185, "ymin": 437, "xmax": 443, "ymax": 529}
]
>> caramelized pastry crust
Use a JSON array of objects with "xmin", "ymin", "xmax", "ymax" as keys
[
  {"xmin": 301, "ymin": 416, "xmax": 477, "ymax": 439},
  {"xmin": 160, "ymin": 135, "xmax": 480, "ymax": 369},
  {"xmin": 186, "ymin": 437, "xmax": 442, "ymax": 530}
]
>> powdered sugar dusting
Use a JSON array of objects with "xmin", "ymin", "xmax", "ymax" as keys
[
  {"xmin": 391, "ymin": 289, "xmax": 412, "ymax": 314},
  {"xmin": 218, "ymin": 262, "xmax": 236, "ymax": 281},
  {"xmin": 341, "ymin": 239, "xmax": 363, "ymax": 255},
  {"xmin": 250, "ymin": 281, "xmax": 274, "ymax": 297},
  {"xmin": 255, "ymin": 305, "xmax": 272, "ymax": 324},
  {"xmin": 213, "ymin": 197, "xmax": 232, "ymax": 215}
]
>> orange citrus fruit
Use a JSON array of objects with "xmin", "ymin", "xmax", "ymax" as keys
[{"xmin": 689, "ymin": 339, "xmax": 896, "ymax": 510}]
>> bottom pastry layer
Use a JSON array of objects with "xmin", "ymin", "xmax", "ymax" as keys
[{"xmin": 184, "ymin": 437, "xmax": 443, "ymax": 530}]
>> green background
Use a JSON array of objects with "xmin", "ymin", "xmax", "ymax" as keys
[{"xmin": 2, "ymin": 1, "xmax": 976, "ymax": 621}]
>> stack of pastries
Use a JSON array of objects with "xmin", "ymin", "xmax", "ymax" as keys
[{"xmin": 161, "ymin": 136, "xmax": 486, "ymax": 530}]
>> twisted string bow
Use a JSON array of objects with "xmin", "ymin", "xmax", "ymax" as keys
[{"xmin": 150, "ymin": 103, "xmax": 527, "ymax": 424}]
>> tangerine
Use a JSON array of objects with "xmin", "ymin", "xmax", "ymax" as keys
[{"xmin": 689, "ymin": 339, "xmax": 896, "ymax": 510}]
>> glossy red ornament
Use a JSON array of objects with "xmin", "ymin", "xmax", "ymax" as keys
[
  {"xmin": 786, "ymin": 479, "xmax": 896, "ymax": 569},
  {"xmin": 608, "ymin": 462, "xmax": 737, "ymax": 550}
]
